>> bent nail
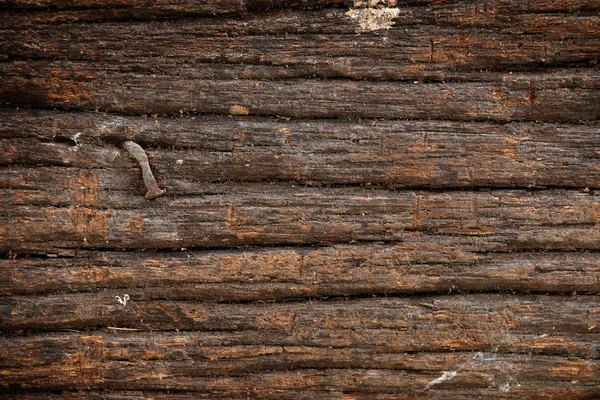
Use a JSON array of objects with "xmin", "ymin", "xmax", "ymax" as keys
[{"xmin": 122, "ymin": 140, "xmax": 166, "ymax": 200}]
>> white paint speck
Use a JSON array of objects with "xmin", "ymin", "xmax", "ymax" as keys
[{"xmin": 115, "ymin": 294, "xmax": 130, "ymax": 306}]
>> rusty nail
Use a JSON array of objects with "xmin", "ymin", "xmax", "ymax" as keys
[{"xmin": 122, "ymin": 140, "xmax": 166, "ymax": 199}]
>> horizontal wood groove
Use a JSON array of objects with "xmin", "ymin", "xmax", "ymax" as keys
[
  {"xmin": 2, "ymin": 389, "xmax": 600, "ymax": 400},
  {"xmin": 2, "ymin": 13, "xmax": 600, "ymax": 63},
  {"xmin": 0, "ymin": 0, "xmax": 347, "ymax": 13},
  {"xmin": 2, "ymin": 343, "xmax": 600, "ymax": 393}
]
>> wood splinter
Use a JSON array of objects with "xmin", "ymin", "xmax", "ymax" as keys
[{"xmin": 122, "ymin": 140, "xmax": 166, "ymax": 199}]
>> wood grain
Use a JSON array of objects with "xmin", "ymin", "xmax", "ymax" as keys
[
  {"xmin": 2, "ymin": 293, "xmax": 599, "ymax": 335},
  {"xmin": 1, "ymin": 296, "xmax": 600, "ymax": 396},
  {"xmin": 2, "ymin": 62, "xmax": 599, "ymax": 121},
  {"xmin": 1, "ymin": 2, "xmax": 600, "ymax": 120},
  {"xmin": 4, "ymin": 388, "xmax": 600, "ymax": 400},
  {"xmin": 3, "ymin": 244, "xmax": 600, "ymax": 299},
  {"xmin": 3, "ymin": 185, "xmax": 600, "ymax": 252},
  {"xmin": 2, "ymin": 334, "xmax": 600, "ymax": 396},
  {"xmin": 2, "ymin": 0, "xmax": 600, "ymax": 398},
  {"xmin": 2, "ymin": 109, "xmax": 600, "ymax": 188},
  {"xmin": 2, "ymin": 9, "xmax": 599, "ymax": 71},
  {"xmin": 2, "ymin": 0, "xmax": 599, "ymax": 26}
]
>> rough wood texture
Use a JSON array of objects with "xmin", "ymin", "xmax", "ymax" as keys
[
  {"xmin": 3, "ymin": 246, "xmax": 600, "ymax": 299},
  {"xmin": 3, "ymin": 109, "xmax": 600, "ymax": 188},
  {"xmin": 1, "ymin": 3, "xmax": 600, "ymax": 120},
  {"xmin": 5, "ymin": 184, "xmax": 600, "ymax": 252},
  {"xmin": 2, "ymin": 63, "xmax": 599, "ymax": 121},
  {"xmin": 2, "ymin": 296, "xmax": 600, "ymax": 396},
  {"xmin": 2, "ymin": 0, "xmax": 600, "ymax": 398}
]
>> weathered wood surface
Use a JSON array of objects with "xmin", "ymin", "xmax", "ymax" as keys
[
  {"xmin": 2, "ymin": 337, "xmax": 600, "ymax": 396},
  {"xmin": 2, "ymin": 0, "xmax": 600, "ymax": 398},
  {"xmin": 0, "ymin": 0, "xmax": 343, "ymax": 15},
  {"xmin": 5, "ymin": 185, "xmax": 600, "ymax": 252},
  {"xmin": 2, "ymin": 296, "xmax": 600, "ymax": 395},
  {"xmin": 1, "ymin": 2, "xmax": 600, "ymax": 120},
  {"xmin": 2, "ymin": 63, "xmax": 599, "ymax": 121},
  {"xmin": 3, "ymin": 109, "xmax": 600, "ymax": 188},
  {"xmin": 3, "ymin": 246, "xmax": 600, "ymax": 299},
  {"xmin": 2, "ymin": 0, "xmax": 599, "ymax": 27},
  {"xmin": 5, "ymin": 389, "xmax": 600, "ymax": 400},
  {"xmin": 3, "ymin": 9, "xmax": 599, "ymax": 69}
]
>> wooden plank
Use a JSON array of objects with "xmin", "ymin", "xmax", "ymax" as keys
[
  {"xmin": 3, "ymin": 388, "xmax": 600, "ymax": 400},
  {"xmin": 1, "ymin": 293, "xmax": 599, "ymax": 335},
  {"xmin": 2, "ymin": 2, "xmax": 599, "ymax": 120},
  {"xmin": 1, "ymin": 292, "xmax": 600, "ymax": 398},
  {"xmin": 2, "ymin": 109, "xmax": 600, "ymax": 189},
  {"xmin": 2, "ymin": 245, "xmax": 600, "ymax": 299},
  {"xmin": 1, "ymin": 330, "xmax": 600, "ymax": 395},
  {"xmin": 2, "ymin": 185, "xmax": 600, "ymax": 252},
  {"xmin": 1, "ymin": 62, "xmax": 598, "ymax": 121},
  {"xmin": 0, "ymin": 0, "xmax": 341, "ymax": 13},
  {"xmin": 2, "ymin": 0, "xmax": 599, "ymax": 25},
  {"xmin": 2, "ymin": 1, "xmax": 600, "ymax": 398},
  {"xmin": 2, "ymin": 9, "xmax": 599, "ymax": 72},
  {"xmin": 4, "ymin": 0, "xmax": 600, "ymax": 12}
]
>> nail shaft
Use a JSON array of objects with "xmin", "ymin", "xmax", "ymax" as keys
[{"xmin": 122, "ymin": 140, "xmax": 166, "ymax": 199}]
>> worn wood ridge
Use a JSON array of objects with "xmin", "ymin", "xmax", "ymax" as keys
[
  {"xmin": 2, "ymin": 0, "xmax": 600, "ymax": 398},
  {"xmin": 3, "ymin": 109, "xmax": 600, "ymax": 188}
]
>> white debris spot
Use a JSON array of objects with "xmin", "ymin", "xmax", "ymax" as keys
[
  {"xmin": 72, "ymin": 132, "xmax": 82, "ymax": 145},
  {"xmin": 424, "ymin": 370, "xmax": 458, "ymax": 390},
  {"xmin": 499, "ymin": 383, "xmax": 511, "ymax": 392},
  {"xmin": 115, "ymin": 294, "xmax": 130, "ymax": 306},
  {"xmin": 354, "ymin": 0, "xmax": 397, "ymax": 6},
  {"xmin": 346, "ymin": 0, "xmax": 400, "ymax": 33},
  {"xmin": 346, "ymin": 9, "xmax": 400, "ymax": 32},
  {"xmin": 176, "ymin": 159, "xmax": 184, "ymax": 165}
]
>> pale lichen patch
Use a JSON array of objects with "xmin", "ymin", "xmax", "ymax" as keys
[{"xmin": 346, "ymin": 0, "xmax": 400, "ymax": 33}]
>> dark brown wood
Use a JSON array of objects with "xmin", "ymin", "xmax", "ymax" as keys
[
  {"xmin": 0, "ymin": 0, "xmax": 344, "ymax": 17},
  {"xmin": 2, "ymin": 0, "xmax": 600, "ymax": 398},
  {"xmin": 3, "ymin": 185, "xmax": 600, "ymax": 252},
  {"xmin": 2, "ymin": 62, "xmax": 599, "ymax": 121},
  {"xmin": 1, "ymin": 294, "xmax": 599, "ymax": 341},
  {"xmin": 2, "ymin": 8, "xmax": 599, "ymax": 69},
  {"xmin": 3, "ymin": 245, "xmax": 600, "ymax": 299},
  {"xmin": 2, "ymin": 296, "xmax": 600, "ymax": 396},
  {"xmin": 2, "ymin": 0, "xmax": 599, "ymax": 26},
  {"xmin": 2, "ymin": 109, "xmax": 600, "ymax": 188},
  {"xmin": 3, "ymin": 339, "xmax": 600, "ymax": 396},
  {"xmin": 4, "ymin": 388, "xmax": 600, "ymax": 400}
]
